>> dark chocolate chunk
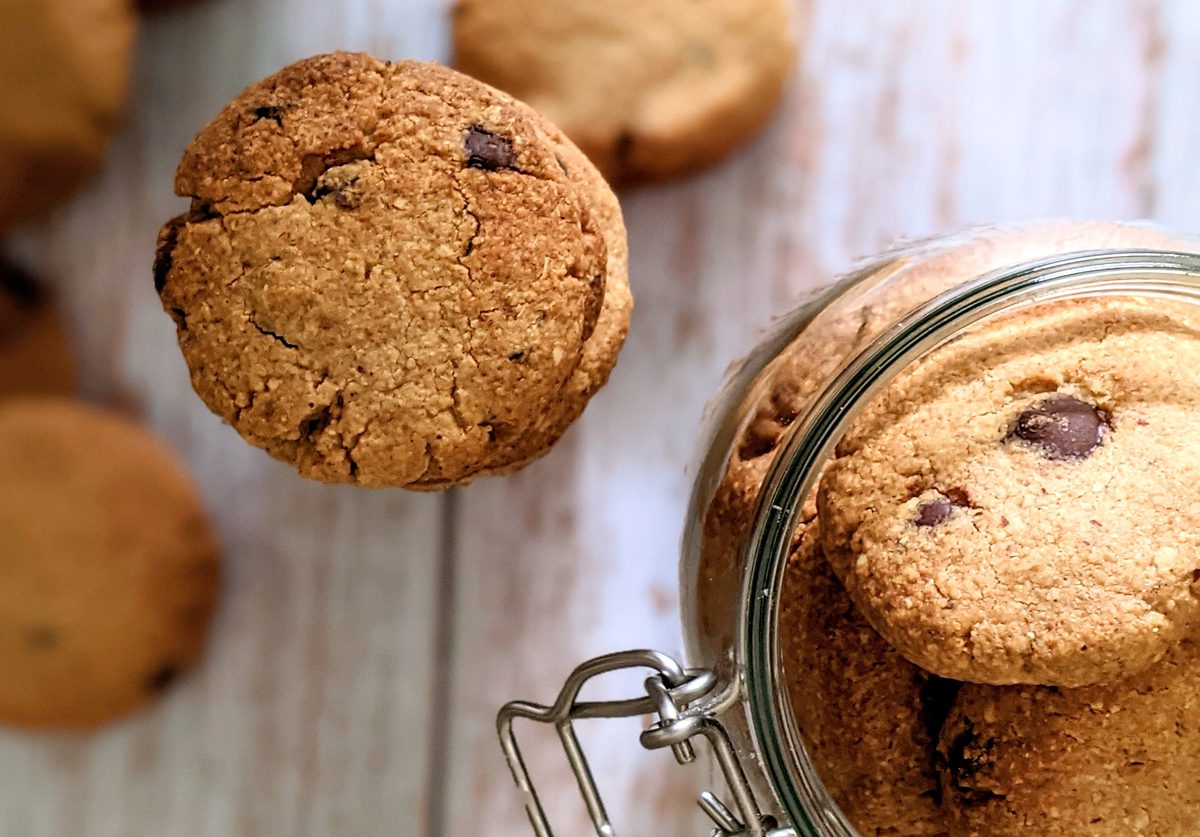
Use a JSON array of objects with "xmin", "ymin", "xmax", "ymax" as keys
[
  {"xmin": 0, "ymin": 259, "xmax": 44, "ymax": 307},
  {"xmin": 484, "ymin": 420, "xmax": 513, "ymax": 443},
  {"xmin": 916, "ymin": 497, "xmax": 954, "ymax": 527},
  {"xmin": 464, "ymin": 125, "xmax": 517, "ymax": 171},
  {"xmin": 1010, "ymin": 394, "xmax": 1108, "ymax": 460},
  {"xmin": 24, "ymin": 625, "xmax": 59, "ymax": 650},
  {"xmin": 251, "ymin": 104, "xmax": 287, "ymax": 126},
  {"xmin": 614, "ymin": 131, "xmax": 635, "ymax": 165}
]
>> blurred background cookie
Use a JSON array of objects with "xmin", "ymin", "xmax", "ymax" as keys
[
  {"xmin": 0, "ymin": 398, "xmax": 220, "ymax": 728},
  {"xmin": 0, "ymin": 259, "xmax": 77, "ymax": 398},
  {"xmin": 453, "ymin": 0, "xmax": 796, "ymax": 184},
  {"xmin": 0, "ymin": 0, "xmax": 136, "ymax": 231},
  {"xmin": 156, "ymin": 53, "xmax": 630, "ymax": 489}
]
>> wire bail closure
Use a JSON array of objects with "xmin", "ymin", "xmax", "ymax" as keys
[{"xmin": 497, "ymin": 649, "xmax": 792, "ymax": 836}]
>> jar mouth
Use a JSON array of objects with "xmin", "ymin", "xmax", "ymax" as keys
[{"xmin": 738, "ymin": 248, "xmax": 1200, "ymax": 836}]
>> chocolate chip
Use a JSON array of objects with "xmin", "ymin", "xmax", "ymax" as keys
[
  {"xmin": 24, "ymin": 625, "xmax": 59, "ymax": 650},
  {"xmin": 942, "ymin": 720, "xmax": 1004, "ymax": 804},
  {"xmin": 145, "ymin": 662, "xmax": 180, "ymax": 693},
  {"xmin": 916, "ymin": 497, "xmax": 954, "ymax": 527},
  {"xmin": 154, "ymin": 215, "xmax": 187, "ymax": 293},
  {"xmin": 464, "ymin": 126, "xmax": 517, "ymax": 171},
  {"xmin": 1010, "ymin": 395, "xmax": 1108, "ymax": 460},
  {"xmin": 614, "ymin": 131, "xmax": 635, "ymax": 165},
  {"xmin": 0, "ymin": 259, "xmax": 44, "ymax": 307},
  {"xmin": 187, "ymin": 200, "xmax": 219, "ymax": 223},
  {"xmin": 252, "ymin": 104, "xmax": 287, "ymax": 126},
  {"xmin": 484, "ymin": 420, "xmax": 513, "ymax": 443}
]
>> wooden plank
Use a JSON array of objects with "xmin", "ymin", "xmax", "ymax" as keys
[
  {"xmin": 1149, "ymin": 0, "xmax": 1200, "ymax": 228},
  {"xmin": 0, "ymin": 3, "xmax": 448, "ymax": 835},
  {"xmin": 440, "ymin": 1, "xmax": 1168, "ymax": 834}
]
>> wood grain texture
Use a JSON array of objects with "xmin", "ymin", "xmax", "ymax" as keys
[{"xmin": 2, "ymin": 0, "xmax": 1198, "ymax": 835}]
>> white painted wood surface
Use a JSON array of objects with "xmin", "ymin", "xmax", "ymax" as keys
[{"xmin": 2, "ymin": 1, "xmax": 1196, "ymax": 835}]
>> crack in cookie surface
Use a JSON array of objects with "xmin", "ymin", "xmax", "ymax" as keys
[{"xmin": 156, "ymin": 53, "xmax": 627, "ymax": 488}]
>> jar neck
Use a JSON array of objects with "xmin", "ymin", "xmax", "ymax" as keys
[{"xmin": 738, "ymin": 249, "xmax": 1200, "ymax": 836}]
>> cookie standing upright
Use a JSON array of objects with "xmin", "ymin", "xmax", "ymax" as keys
[
  {"xmin": 156, "ymin": 54, "xmax": 630, "ymax": 489},
  {"xmin": 453, "ymin": 0, "xmax": 796, "ymax": 183},
  {"xmin": 0, "ymin": 261, "xmax": 76, "ymax": 398},
  {"xmin": 0, "ymin": 0, "xmax": 135, "ymax": 230},
  {"xmin": 0, "ymin": 399, "xmax": 220, "ymax": 728}
]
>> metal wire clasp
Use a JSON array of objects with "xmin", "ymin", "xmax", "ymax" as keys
[{"xmin": 497, "ymin": 649, "xmax": 786, "ymax": 836}]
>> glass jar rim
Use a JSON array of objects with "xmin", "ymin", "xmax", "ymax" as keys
[{"xmin": 737, "ymin": 248, "xmax": 1200, "ymax": 836}]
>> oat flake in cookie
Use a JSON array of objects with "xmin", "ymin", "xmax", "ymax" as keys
[
  {"xmin": 155, "ymin": 53, "xmax": 631, "ymax": 489},
  {"xmin": 819, "ymin": 296, "xmax": 1200, "ymax": 687}
]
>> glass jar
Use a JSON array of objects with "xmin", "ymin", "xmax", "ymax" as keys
[{"xmin": 499, "ymin": 221, "xmax": 1200, "ymax": 837}]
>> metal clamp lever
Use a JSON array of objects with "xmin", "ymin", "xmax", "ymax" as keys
[{"xmin": 497, "ymin": 649, "xmax": 789, "ymax": 836}]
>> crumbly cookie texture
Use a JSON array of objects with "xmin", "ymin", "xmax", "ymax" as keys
[
  {"xmin": 0, "ymin": 0, "xmax": 135, "ymax": 230},
  {"xmin": 0, "ymin": 399, "xmax": 220, "ymax": 728},
  {"xmin": 780, "ymin": 510, "xmax": 953, "ymax": 836},
  {"xmin": 156, "ymin": 53, "xmax": 630, "ymax": 489},
  {"xmin": 453, "ymin": 0, "xmax": 796, "ymax": 183},
  {"xmin": 938, "ymin": 639, "xmax": 1200, "ymax": 836},
  {"xmin": 695, "ymin": 221, "xmax": 1193, "ymax": 660},
  {"xmin": 820, "ymin": 297, "xmax": 1200, "ymax": 687},
  {"xmin": 0, "ymin": 260, "xmax": 77, "ymax": 398}
]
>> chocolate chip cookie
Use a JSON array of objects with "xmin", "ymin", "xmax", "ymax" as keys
[
  {"xmin": 453, "ymin": 0, "xmax": 797, "ymax": 183},
  {"xmin": 694, "ymin": 222, "xmax": 1178, "ymax": 662},
  {"xmin": 0, "ymin": 398, "xmax": 220, "ymax": 728},
  {"xmin": 820, "ymin": 295, "xmax": 1200, "ymax": 687},
  {"xmin": 0, "ymin": 260, "xmax": 76, "ymax": 398},
  {"xmin": 780, "ymin": 511, "xmax": 952, "ymax": 836},
  {"xmin": 938, "ymin": 639, "xmax": 1200, "ymax": 835},
  {"xmin": 0, "ymin": 0, "xmax": 135, "ymax": 230},
  {"xmin": 156, "ymin": 53, "xmax": 630, "ymax": 489}
]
